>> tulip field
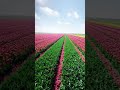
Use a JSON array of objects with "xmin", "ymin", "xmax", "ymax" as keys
[
  {"xmin": 0, "ymin": 19, "xmax": 35, "ymax": 89},
  {"xmin": 0, "ymin": 19, "xmax": 34, "ymax": 83},
  {"xmin": 35, "ymin": 34, "xmax": 85, "ymax": 90},
  {"xmin": 35, "ymin": 34, "xmax": 63, "ymax": 58},
  {"xmin": 86, "ymin": 20, "xmax": 120, "ymax": 89},
  {"xmin": 1, "ymin": 19, "xmax": 120, "ymax": 89}
]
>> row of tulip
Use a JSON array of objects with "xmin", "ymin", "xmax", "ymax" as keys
[
  {"xmin": 86, "ymin": 21, "xmax": 120, "ymax": 73},
  {"xmin": 0, "ymin": 20, "xmax": 34, "ymax": 81},
  {"xmin": 35, "ymin": 37, "xmax": 64, "ymax": 90},
  {"xmin": 89, "ymin": 22, "xmax": 120, "ymax": 41},
  {"xmin": 74, "ymin": 34, "xmax": 85, "ymax": 38},
  {"xmin": 35, "ymin": 34, "xmax": 63, "ymax": 53},
  {"xmin": 0, "ymin": 19, "xmax": 34, "ymax": 36},
  {"xmin": 54, "ymin": 38, "xmax": 64, "ymax": 90},
  {"xmin": 85, "ymin": 38, "xmax": 119, "ymax": 89},
  {"xmin": 35, "ymin": 34, "xmax": 85, "ymax": 89},
  {"xmin": 61, "ymin": 36, "xmax": 85, "ymax": 89},
  {"xmin": 86, "ymin": 22, "xmax": 120, "ymax": 60},
  {"xmin": 68, "ymin": 35, "xmax": 85, "ymax": 52}
]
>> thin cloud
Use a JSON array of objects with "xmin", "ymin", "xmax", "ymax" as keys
[
  {"xmin": 36, "ymin": 0, "xmax": 48, "ymax": 7},
  {"xmin": 40, "ymin": 7, "xmax": 59, "ymax": 17},
  {"xmin": 35, "ymin": 0, "xmax": 85, "ymax": 34},
  {"xmin": 64, "ymin": 22, "xmax": 71, "ymax": 25},
  {"xmin": 35, "ymin": 12, "xmax": 40, "ymax": 20},
  {"xmin": 57, "ymin": 21, "xmax": 62, "ymax": 24},
  {"xmin": 57, "ymin": 21, "xmax": 71, "ymax": 25},
  {"xmin": 36, "ymin": 0, "xmax": 60, "ymax": 17},
  {"xmin": 36, "ymin": 23, "xmax": 85, "ymax": 34},
  {"xmin": 67, "ymin": 11, "xmax": 80, "ymax": 19}
]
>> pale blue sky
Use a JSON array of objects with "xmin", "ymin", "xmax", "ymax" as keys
[{"xmin": 35, "ymin": 0, "xmax": 85, "ymax": 34}]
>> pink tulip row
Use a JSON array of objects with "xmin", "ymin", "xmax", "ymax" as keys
[
  {"xmin": 35, "ymin": 34, "xmax": 59, "ymax": 45},
  {"xmin": 54, "ymin": 42, "xmax": 64, "ymax": 90},
  {"xmin": 88, "ymin": 22, "xmax": 120, "ymax": 41},
  {"xmin": 0, "ymin": 31, "xmax": 33, "ymax": 46},
  {"xmin": 68, "ymin": 35, "xmax": 85, "ymax": 52},
  {"xmin": 35, "ymin": 34, "xmax": 63, "ymax": 52},
  {"xmin": 0, "ymin": 19, "xmax": 34, "ymax": 36},
  {"xmin": 0, "ymin": 34, "xmax": 34, "ymax": 65},
  {"xmin": 0, "ymin": 19, "xmax": 34, "ymax": 76},
  {"xmin": 86, "ymin": 22, "xmax": 120, "ymax": 60}
]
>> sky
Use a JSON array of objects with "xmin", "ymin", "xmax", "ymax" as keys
[{"xmin": 35, "ymin": 0, "xmax": 85, "ymax": 34}]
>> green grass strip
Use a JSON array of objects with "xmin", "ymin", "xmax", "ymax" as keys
[
  {"xmin": 60, "ymin": 36, "xmax": 85, "ymax": 90},
  {"xmin": 35, "ymin": 37, "xmax": 64, "ymax": 90}
]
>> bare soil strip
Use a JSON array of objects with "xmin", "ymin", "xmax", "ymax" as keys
[
  {"xmin": 87, "ymin": 37, "xmax": 120, "ymax": 87},
  {"xmin": 69, "ymin": 38, "xmax": 85, "ymax": 63},
  {"xmin": 54, "ymin": 39, "xmax": 65, "ymax": 90}
]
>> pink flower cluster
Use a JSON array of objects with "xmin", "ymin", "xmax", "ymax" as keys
[
  {"xmin": 68, "ymin": 35, "xmax": 85, "ymax": 52},
  {"xmin": 35, "ymin": 34, "xmax": 63, "ymax": 52}
]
